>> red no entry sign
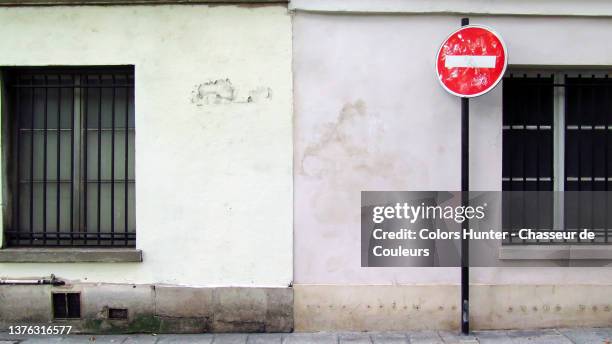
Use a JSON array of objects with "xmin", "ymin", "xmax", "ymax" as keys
[{"xmin": 436, "ymin": 25, "xmax": 507, "ymax": 98}]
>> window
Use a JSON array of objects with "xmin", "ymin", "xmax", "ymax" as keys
[
  {"xmin": 502, "ymin": 71, "xmax": 612, "ymax": 245},
  {"xmin": 502, "ymin": 74, "xmax": 554, "ymax": 192},
  {"xmin": 2, "ymin": 67, "xmax": 135, "ymax": 247}
]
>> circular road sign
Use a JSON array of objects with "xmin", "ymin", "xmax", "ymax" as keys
[{"xmin": 436, "ymin": 25, "xmax": 508, "ymax": 98}]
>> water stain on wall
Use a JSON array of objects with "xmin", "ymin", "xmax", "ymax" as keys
[{"xmin": 299, "ymin": 99, "xmax": 404, "ymax": 224}]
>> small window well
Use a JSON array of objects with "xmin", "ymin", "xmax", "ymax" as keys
[
  {"xmin": 108, "ymin": 308, "xmax": 128, "ymax": 320},
  {"xmin": 52, "ymin": 292, "xmax": 81, "ymax": 319}
]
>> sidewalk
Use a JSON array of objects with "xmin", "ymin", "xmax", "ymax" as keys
[{"xmin": 1, "ymin": 328, "xmax": 611, "ymax": 344}]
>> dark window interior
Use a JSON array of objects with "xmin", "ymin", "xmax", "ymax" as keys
[
  {"xmin": 502, "ymin": 73, "xmax": 612, "ymax": 244},
  {"xmin": 564, "ymin": 77, "xmax": 612, "ymax": 191},
  {"xmin": 502, "ymin": 75, "xmax": 554, "ymax": 191},
  {"xmin": 3, "ymin": 67, "xmax": 136, "ymax": 247},
  {"xmin": 52, "ymin": 292, "xmax": 81, "ymax": 319}
]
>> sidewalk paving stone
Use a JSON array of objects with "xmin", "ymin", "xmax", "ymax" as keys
[
  {"xmin": 156, "ymin": 334, "xmax": 214, "ymax": 343},
  {"xmin": 557, "ymin": 327, "xmax": 612, "ymax": 344},
  {"xmin": 370, "ymin": 333, "xmax": 408, "ymax": 344},
  {"xmin": 60, "ymin": 335, "xmax": 127, "ymax": 343},
  {"xmin": 439, "ymin": 330, "xmax": 478, "ymax": 344},
  {"xmin": 247, "ymin": 333, "xmax": 283, "ymax": 344},
  {"xmin": 339, "ymin": 332, "xmax": 373, "ymax": 343},
  {"xmin": 122, "ymin": 334, "xmax": 159, "ymax": 344},
  {"xmin": 408, "ymin": 331, "xmax": 445, "ymax": 344},
  {"xmin": 505, "ymin": 329, "xmax": 573, "ymax": 344},
  {"xmin": 283, "ymin": 333, "xmax": 337, "ymax": 344},
  {"xmin": 211, "ymin": 334, "xmax": 249, "ymax": 344},
  {"xmin": 14, "ymin": 336, "xmax": 63, "ymax": 343},
  {"xmin": 4, "ymin": 328, "xmax": 612, "ymax": 343},
  {"xmin": 472, "ymin": 330, "xmax": 513, "ymax": 344}
]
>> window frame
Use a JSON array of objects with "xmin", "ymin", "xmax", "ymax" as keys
[
  {"xmin": 506, "ymin": 69, "xmax": 612, "ymax": 192},
  {"xmin": 501, "ymin": 69, "xmax": 612, "ymax": 253},
  {"xmin": 0, "ymin": 66, "xmax": 136, "ymax": 248}
]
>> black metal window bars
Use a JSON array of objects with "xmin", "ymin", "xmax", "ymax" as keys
[
  {"xmin": 4, "ymin": 67, "xmax": 135, "ymax": 247},
  {"xmin": 502, "ymin": 72, "xmax": 612, "ymax": 245}
]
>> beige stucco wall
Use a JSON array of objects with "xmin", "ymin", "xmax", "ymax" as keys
[
  {"xmin": 292, "ymin": 12, "xmax": 612, "ymax": 286},
  {"xmin": 291, "ymin": 10, "xmax": 612, "ymax": 331},
  {"xmin": 0, "ymin": 4, "xmax": 293, "ymax": 287},
  {"xmin": 290, "ymin": 0, "xmax": 612, "ymax": 16}
]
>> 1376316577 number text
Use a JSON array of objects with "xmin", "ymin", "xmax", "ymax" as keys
[{"xmin": 8, "ymin": 325, "xmax": 72, "ymax": 335}]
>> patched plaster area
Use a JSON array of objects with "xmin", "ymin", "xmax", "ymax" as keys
[{"xmin": 190, "ymin": 79, "xmax": 272, "ymax": 106}]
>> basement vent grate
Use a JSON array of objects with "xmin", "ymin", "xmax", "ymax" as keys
[
  {"xmin": 52, "ymin": 292, "xmax": 81, "ymax": 319},
  {"xmin": 108, "ymin": 308, "xmax": 128, "ymax": 320}
]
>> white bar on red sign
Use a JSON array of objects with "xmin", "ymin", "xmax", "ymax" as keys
[{"xmin": 445, "ymin": 55, "xmax": 497, "ymax": 68}]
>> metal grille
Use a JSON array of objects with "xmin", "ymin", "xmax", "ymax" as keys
[
  {"xmin": 4, "ymin": 67, "xmax": 135, "ymax": 247},
  {"xmin": 564, "ymin": 75, "xmax": 612, "ymax": 244},
  {"xmin": 52, "ymin": 292, "xmax": 81, "ymax": 319},
  {"xmin": 564, "ymin": 76, "xmax": 612, "ymax": 191},
  {"xmin": 502, "ymin": 74, "xmax": 555, "ymax": 244},
  {"xmin": 502, "ymin": 72, "xmax": 612, "ymax": 245},
  {"xmin": 502, "ymin": 74, "xmax": 554, "ymax": 192}
]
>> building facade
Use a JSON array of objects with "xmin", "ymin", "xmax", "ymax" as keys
[
  {"xmin": 1, "ymin": 0, "xmax": 612, "ymax": 333},
  {"xmin": 0, "ymin": 1, "xmax": 294, "ymax": 333}
]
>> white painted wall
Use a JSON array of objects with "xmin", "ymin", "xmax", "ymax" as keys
[
  {"xmin": 0, "ymin": 5, "xmax": 293, "ymax": 287},
  {"xmin": 293, "ymin": 12, "xmax": 612, "ymax": 285}
]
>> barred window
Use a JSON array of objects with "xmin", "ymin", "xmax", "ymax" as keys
[
  {"xmin": 2, "ymin": 67, "xmax": 135, "ymax": 247},
  {"xmin": 502, "ymin": 74, "xmax": 554, "ymax": 192},
  {"xmin": 502, "ymin": 71, "xmax": 612, "ymax": 245}
]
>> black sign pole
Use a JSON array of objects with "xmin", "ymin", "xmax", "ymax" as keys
[{"xmin": 460, "ymin": 17, "xmax": 471, "ymax": 336}]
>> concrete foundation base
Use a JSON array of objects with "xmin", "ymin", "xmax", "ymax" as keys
[
  {"xmin": 3, "ymin": 283, "xmax": 612, "ymax": 333},
  {"xmin": 294, "ymin": 284, "xmax": 612, "ymax": 331},
  {"xmin": 0, "ymin": 284, "xmax": 293, "ymax": 333}
]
